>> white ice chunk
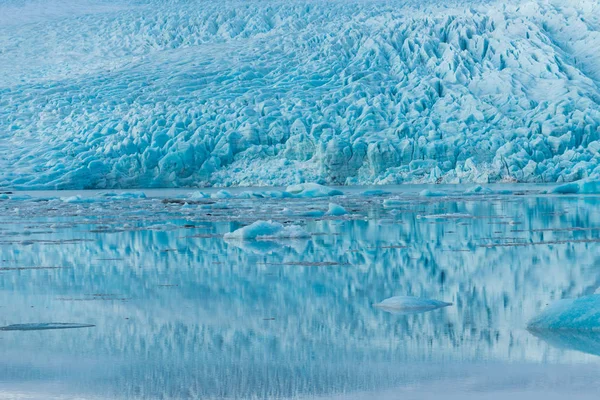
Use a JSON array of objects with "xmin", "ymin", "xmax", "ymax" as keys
[
  {"xmin": 418, "ymin": 213, "xmax": 473, "ymax": 219},
  {"xmin": 223, "ymin": 220, "xmax": 310, "ymax": 240},
  {"xmin": 61, "ymin": 195, "xmax": 102, "ymax": 203},
  {"xmin": 285, "ymin": 183, "xmax": 343, "ymax": 198},
  {"xmin": 189, "ymin": 191, "xmax": 210, "ymax": 199},
  {"xmin": 211, "ymin": 190, "xmax": 233, "ymax": 199}
]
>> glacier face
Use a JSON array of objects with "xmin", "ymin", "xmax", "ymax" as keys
[{"xmin": 2, "ymin": 0, "xmax": 600, "ymax": 189}]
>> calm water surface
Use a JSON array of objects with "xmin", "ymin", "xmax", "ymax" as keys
[{"xmin": 1, "ymin": 186, "xmax": 600, "ymax": 399}]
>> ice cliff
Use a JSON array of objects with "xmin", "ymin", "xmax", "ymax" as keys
[{"xmin": 2, "ymin": 0, "xmax": 600, "ymax": 189}]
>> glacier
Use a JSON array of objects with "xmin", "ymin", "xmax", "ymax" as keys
[{"xmin": 2, "ymin": 0, "xmax": 600, "ymax": 189}]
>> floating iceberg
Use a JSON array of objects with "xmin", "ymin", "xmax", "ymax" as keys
[
  {"xmin": 373, "ymin": 296, "xmax": 452, "ymax": 315},
  {"xmin": 223, "ymin": 220, "xmax": 310, "ymax": 240},
  {"xmin": 418, "ymin": 213, "xmax": 473, "ymax": 219},
  {"xmin": 419, "ymin": 189, "xmax": 447, "ymax": 197},
  {"xmin": 285, "ymin": 183, "xmax": 343, "ymax": 198},
  {"xmin": 0, "ymin": 323, "xmax": 95, "ymax": 331},
  {"xmin": 464, "ymin": 185, "xmax": 494, "ymax": 195},
  {"xmin": 551, "ymin": 180, "xmax": 600, "ymax": 195},
  {"xmin": 211, "ymin": 190, "xmax": 233, "ymax": 199},
  {"xmin": 382, "ymin": 197, "xmax": 407, "ymax": 208},
  {"xmin": 61, "ymin": 195, "xmax": 100, "ymax": 204},
  {"xmin": 527, "ymin": 295, "xmax": 600, "ymax": 331},
  {"xmin": 326, "ymin": 203, "xmax": 348, "ymax": 216},
  {"xmin": 189, "ymin": 191, "xmax": 210, "ymax": 199}
]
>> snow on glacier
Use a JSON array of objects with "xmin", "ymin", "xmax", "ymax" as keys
[{"xmin": 2, "ymin": 0, "xmax": 600, "ymax": 189}]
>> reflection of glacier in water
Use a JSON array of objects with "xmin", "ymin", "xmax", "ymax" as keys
[{"xmin": 2, "ymin": 186, "xmax": 600, "ymax": 398}]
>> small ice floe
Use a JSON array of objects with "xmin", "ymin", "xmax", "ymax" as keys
[
  {"xmin": 7, "ymin": 194, "xmax": 32, "ymax": 201},
  {"xmin": 189, "ymin": 191, "xmax": 210, "ymax": 199},
  {"xmin": 383, "ymin": 197, "xmax": 406, "ymax": 207},
  {"xmin": 527, "ymin": 295, "xmax": 600, "ymax": 331},
  {"xmin": 102, "ymin": 192, "xmax": 146, "ymax": 200},
  {"xmin": 551, "ymin": 179, "xmax": 600, "ymax": 195},
  {"xmin": 326, "ymin": 203, "xmax": 347, "ymax": 216},
  {"xmin": 419, "ymin": 189, "xmax": 447, "ymax": 197},
  {"xmin": 0, "ymin": 323, "xmax": 95, "ymax": 331},
  {"xmin": 418, "ymin": 213, "xmax": 473, "ymax": 219},
  {"xmin": 238, "ymin": 190, "xmax": 289, "ymax": 199},
  {"xmin": 464, "ymin": 185, "xmax": 513, "ymax": 195},
  {"xmin": 61, "ymin": 195, "xmax": 101, "ymax": 204},
  {"xmin": 224, "ymin": 220, "xmax": 310, "ymax": 240},
  {"xmin": 373, "ymin": 296, "xmax": 452, "ymax": 314},
  {"xmin": 211, "ymin": 190, "xmax": 233, "ymax": 199},
  {"xmin": 114, "ymin": 192, "xmax": 146, "ymax": 199},
  {"xmin": 464, "ymin": 185, "xmax": 494, "ymax": 195},
  {"xmin": 362, "ymin": 189, "xmax": 391, "ymax": 196},
  {"xmin": 286, "ymin": 183, "xmax": 343, "ymax": 198}
]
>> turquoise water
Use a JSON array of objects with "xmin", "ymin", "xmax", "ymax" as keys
[{"xmin": 1, "ymin": 186, "xmax": 600, "ymax": 399}]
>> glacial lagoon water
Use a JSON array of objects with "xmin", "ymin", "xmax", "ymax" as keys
[{"xmin": 1, "ymin": 185, "xmax": 600, "ymax": 399}]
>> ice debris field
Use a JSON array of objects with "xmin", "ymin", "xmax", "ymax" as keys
[{"xmin": 2, "ymin": 0, "xmax": 600, "ymax": 189}]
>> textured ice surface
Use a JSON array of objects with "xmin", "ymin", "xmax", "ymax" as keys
[
  {"xmin": 373, "ymin": 296, "xmax": 452, "ymax": 314},
  {"xmin": 528, "ymin": 295, "xmax": 600, "ymax": 331},
  {"xmin": 2, "ymin": 0, "xmax": 600, "ymax": 189}
]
